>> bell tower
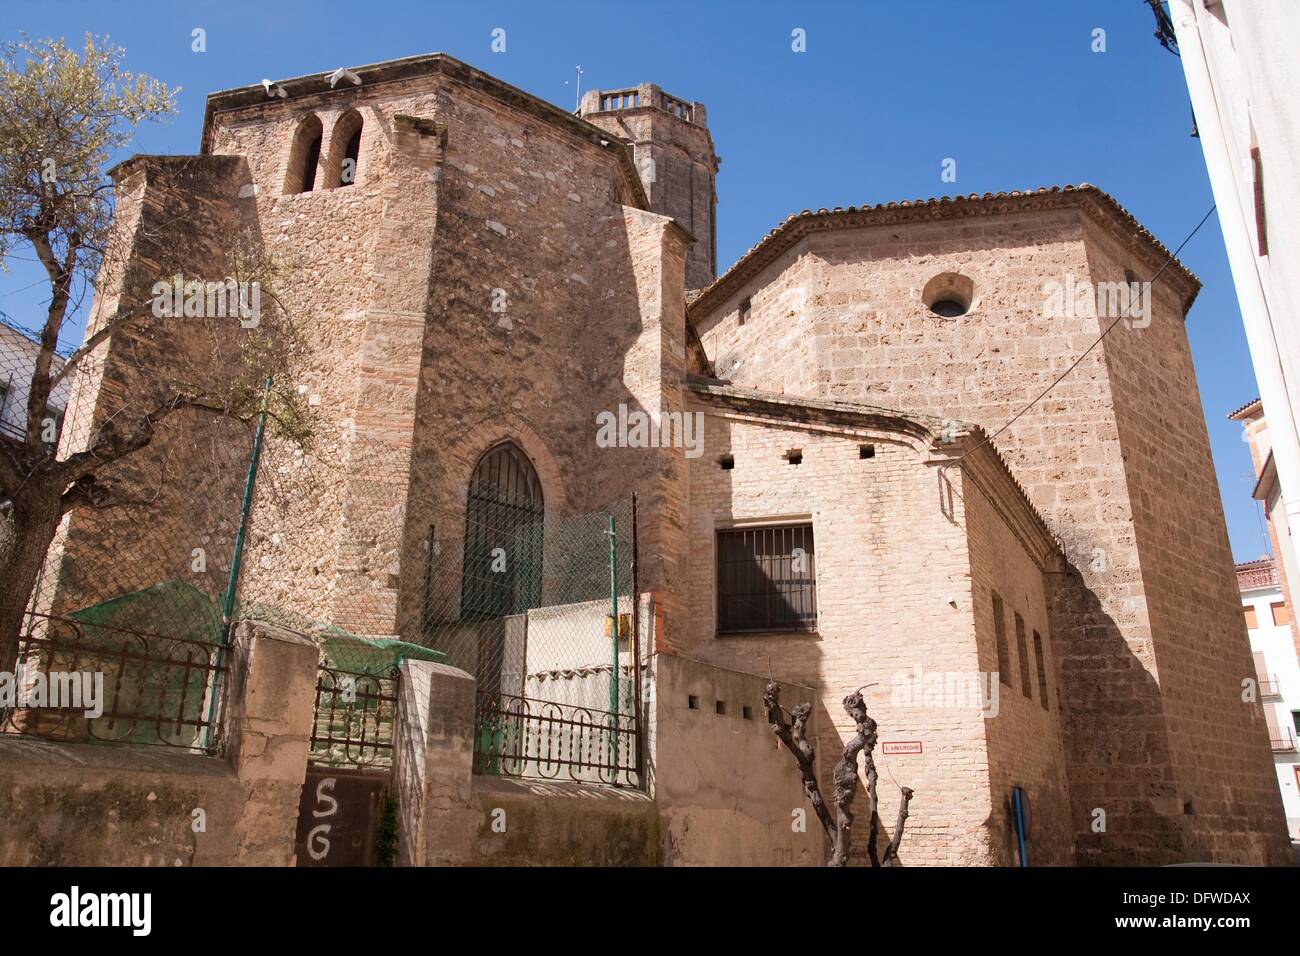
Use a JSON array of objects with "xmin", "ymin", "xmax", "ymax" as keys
[{"xmin": 580, "ymin": 83, "xmax": 720, "ymax": 290}]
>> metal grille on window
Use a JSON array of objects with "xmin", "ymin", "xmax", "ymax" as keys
[
  {"xmin": 716, "ymin": 524, "xmax": 816, "ymax": 633},
  {"xmin": 460, "ymin": 442, "xmax": 544, "ymax": 621}
]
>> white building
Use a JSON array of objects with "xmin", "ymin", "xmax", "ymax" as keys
[
  {"xmin": 1169, "ymin": 1, "xmax": 1300, "ymax": 596},
  {"xmin": 1237, "ymin": 558, "xmax": 1300, "ymax": 840},
  {"xmin": 0, "ymin": 320, "xmax": 68, "ymax": 447}
]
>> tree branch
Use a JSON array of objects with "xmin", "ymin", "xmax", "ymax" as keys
[
  {"xmin": 56, "ymin": 391, "xmax": 244, "ymax": 487},
  {"xmin": 833, "ymin": 688, "xmax": 877, "ymax": 867},
  {"xmin": 764, "ymin": 683, "xmax": 835, "ymax": 841}
]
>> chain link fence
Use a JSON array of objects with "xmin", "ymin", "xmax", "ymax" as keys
[{"xmin": 3, "ymin": 337, "xmax": 644, "ymax": 784}]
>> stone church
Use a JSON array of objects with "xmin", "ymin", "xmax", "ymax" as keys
[{"xmin": 52, "ymin": 52, "xmax": 1290, "ymax": 866}]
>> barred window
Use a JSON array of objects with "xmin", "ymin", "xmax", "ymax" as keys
[
  {"xmin": 716, "ymin": 524, "xmax": 816, "ymax": 634},
  {"xmin": 460, "ymin": 442, "xmax": 544, "ymax": 620}
]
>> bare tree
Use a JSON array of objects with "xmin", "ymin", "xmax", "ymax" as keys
[
  {"xmin": 764, "ymin": 682, "xmax": 915, "ymax": 867},
  {"xmin": 0, "ymin": 35, "xmax": 308, "ymax": 666}
]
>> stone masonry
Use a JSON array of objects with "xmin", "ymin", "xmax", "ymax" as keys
[{"xmin": 47, "ymin": 53, "xmax": 1291, "ymax": 865}]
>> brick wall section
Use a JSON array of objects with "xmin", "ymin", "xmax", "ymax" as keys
[
  {"xmin": 40, "ymin": 156, "xmax": 259, "ymax": 626},
  {"xmin": 688, "ymin": 192, "xmax": 1290, "ymax": 864},
  {"xmin": 962, "ymin": 459, "xmax": 1074, "ymax": 864},
  {"xmin": 677, "ymin": 391, "xmax": 1069, "ymax": 864},
  {"xmin": 1084, "ymin": 218, "xmax": 1291, "ymax": 863},
  {"xmin": 199, "ymin": 68, "xmax": 688, "ymax": 643}
]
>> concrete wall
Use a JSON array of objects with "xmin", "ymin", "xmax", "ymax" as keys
[
  {"xmin": 0, "ymin": 620, "xmax": 317, "ymax": 865},
  {"xmin": 393, "ymin": 658, "xmax": 658, "ymax": 866},
  {"xmin": 647, "ymin": 653, "xmax": 825, "ymax": 865}
]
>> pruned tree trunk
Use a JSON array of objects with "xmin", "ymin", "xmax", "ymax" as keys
[
  {"xmin": 765, "ymin": 680, "xmax": 916, "ymax": 867},
  {"xmin": 833, "ymin": 687, "xmax": 876, "ymax": 866},
  {"xmin": 763, "ymin": 683, "xmax": 835, "ymax": 837}
]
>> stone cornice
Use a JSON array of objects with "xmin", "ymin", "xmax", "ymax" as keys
[
  {"xmin": 687, "ymin": 379, "xmax": 1064, "ymax": 572},
  {"xmin": 687, "ymin": 185, "xmax": 1201, "ymax": 321},
  {"xmin": 199, "ymin": 53, "xmax": 649, "ymax": 210}
]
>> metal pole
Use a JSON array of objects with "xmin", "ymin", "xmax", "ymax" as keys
[
  {"xmin": 630, "ymin": 492, "xmax": 643, "ymax": 782},
  {"xmin": 202, "ymin": 377, "xmax": 271, "ymax": 749},
  {"xmin": 608, "ymin": 513, "xmax": 619, "ymax": 716}
]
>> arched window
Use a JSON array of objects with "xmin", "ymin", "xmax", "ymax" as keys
[
  {"xmin": 284, "ymin": 114, "xmax": 323, "ymax": 194},
  {"xmin": 461, "ymin": 442, "xmax": 544, "ymax": 620},
  {"xmin": 327, "ymin": 109, "xmax": 364, "ymax": 188}
]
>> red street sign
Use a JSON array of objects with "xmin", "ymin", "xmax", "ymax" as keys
[{"xmin": 881, "ymin": 741, "xmax": 922, "ymax": 755}]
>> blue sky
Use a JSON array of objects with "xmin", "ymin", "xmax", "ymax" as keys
[{"xmin": 0, "ymin": 0, "xmax": 1270, "ymax": 560}]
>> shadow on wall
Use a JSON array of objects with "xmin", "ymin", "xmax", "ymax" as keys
[{"xmin": 1049, "ymin": 564, "xmax": 1184, "ymax": 866}]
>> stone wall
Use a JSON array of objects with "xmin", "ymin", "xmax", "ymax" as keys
[
  {"xmin": 45, "ymin": 56, "xmax": 693, "ymax": 648},
  {"xmin": 688, "ymin": 190, "xmax": 1291, "ymax": 864},
  {"xmin": 1082, "ymin": 216, "xmax": 1290, "ymax": 863},
  {"xmin": 963, "ymin": 462, "xmax": 1074, "ymax": 865},
  {"xmin": 0, "ymin": 620, "xmax": 317, "ymax": 865},
  {"xmin": 581, "ymin": 83, "xmax": 720, "ymax": 290},
  {"xmin": 393, "ymin": 658, "xmax": 659, "ymax": 866},
  {"xmin": 38, "ymin": 155, "xmax": 259, "ymax": 630},
  {"xmin": 205, "ymin": 63, "xmax": 691, "ymax": 644}
]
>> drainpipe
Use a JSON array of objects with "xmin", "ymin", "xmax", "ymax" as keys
[{"xmin": 1012, "ymin": 786, "xmax": 1029, "ymax": 867}]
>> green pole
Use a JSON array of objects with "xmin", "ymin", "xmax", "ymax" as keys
[
  {"xmin": 203, "ymin": 377, "xmax": 272, "ymax": 749},
  {"xmin": 608, "ymin": 515, "xmax": 618, "ymax": 717}
]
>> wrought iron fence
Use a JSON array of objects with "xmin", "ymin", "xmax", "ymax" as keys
[
  {"xmin": 0, "ymin": 612, "xmax": 227, "ymax": 752},
  {"xmin": 309, "ymin": 664, "xmax": 400, "ymax": 768},
  {"xmin": 418, "ymin": 490, "xmax": 645, "ymax": 789},
  {"xmin": 474, "ymin": 690, "xmax": 638, "ymax": 787}
]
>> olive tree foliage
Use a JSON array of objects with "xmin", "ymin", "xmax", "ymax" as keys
[{"xmin": 0, "ymin": 35, "xmax": 310, "ymax": 662}]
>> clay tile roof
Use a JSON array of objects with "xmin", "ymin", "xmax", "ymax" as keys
[
  {"xmin": 1235, "ymin": 557, "xmax": 1278, "ymax": 590},
  {"xmin": 689, "ymin": 184, "xmax": 1201, "ymax": 319},
  {"xmin": 1226, "ymin": 397, "xmax": 1263, "ymax": 420}
]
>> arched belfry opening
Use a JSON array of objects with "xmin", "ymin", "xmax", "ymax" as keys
[
  {"xmin": 284, "ymin": 114, "xmax": 323, "ymax": 194},
  {"xmin": 327, "ymin": 109, "xmax": 364, "ymax": 188},
  {"xmin": 460, "ymin": 441, "xmax": 545, "ymax": 620}
]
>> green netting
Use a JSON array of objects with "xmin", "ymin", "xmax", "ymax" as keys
[
  {"xmin": 319, "ymin": 629, "xmax": 446, "ymax": 675},
  {"xmin": 67, "ymin": 579, "xmax": 222, "ymax": 645}
]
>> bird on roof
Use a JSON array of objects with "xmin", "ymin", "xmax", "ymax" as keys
[
  {"xmin": 327, "ymin": 67, "xmax": 362, "ymax": 88},
  {"xmin": 261, "ymin": 79, "xmax": 287, "ymax": 99}
]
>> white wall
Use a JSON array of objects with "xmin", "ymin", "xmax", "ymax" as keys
[
  {"xmin": 1172, "ymin": 0, "xmax": 1300, "ymax": 588},
  {"xmin": 0, "ymin": 324, "xmax": 70, "ymax": 443},
  {"xmin": 1242, "ymin": 581, "xmax": 1300, "ymax": 838}
]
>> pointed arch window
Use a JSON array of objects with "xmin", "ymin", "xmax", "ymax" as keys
[{"xmin": 461, "ymin": 442, "xmax": 544, "ymax": 619}]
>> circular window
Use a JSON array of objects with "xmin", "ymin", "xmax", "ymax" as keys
[
  {"xmin": 922, "ymin": 272, "xmax": 975, "ymax": 319},
  {"xmin": 929, "ymin": 299, "xmax": 967, "ymax": 318}
]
